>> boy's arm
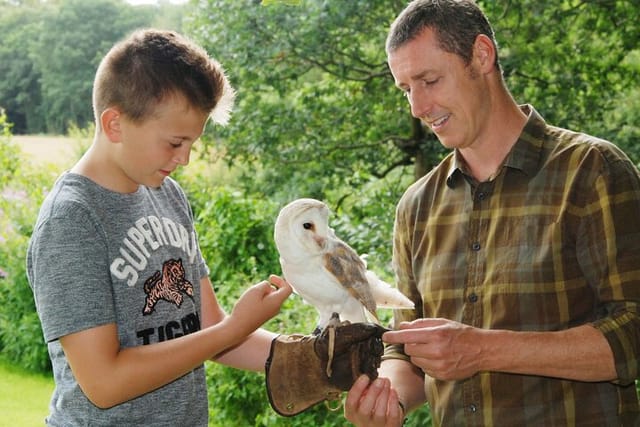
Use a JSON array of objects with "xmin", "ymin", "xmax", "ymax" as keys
[
  {"xmin": 199, "ymin": 275, "xmax": 278, "ymax": 371},
  {"xmin": 60, "ymin": 276, "xmax": 290, "ymax": 409}
]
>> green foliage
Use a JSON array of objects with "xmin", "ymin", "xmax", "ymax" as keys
[
  {"xmin": 606, "ymin": 51, "xmax": 640, "ymax": 165},
  {"xmin": 188, "ymin": 186, "xmax": 281, "ymax": 293},
  {"xmin": 32, "ymin": 0, "xmax": 156, "ymax": 134},
  {"xmin": 0, "ymin": 0, "xmax": 185, "ymax": 134},
  {"xmin": 0, "ymin": 111, "xmax": 54, "ymax": 372},
  {"xmin": 186, "ymin": 0, "xmax": 640, "ymax": 195},
  {"xmin": 187, "ymin": 0, "xmax": 422, "ymax": 199},
  {"xmin": 0, "ymin": 5, "xmax": 44, "ymax": 134},
  {"xmin": 479, "ymin": 0, "xmax": 640, "ymax": 162}
]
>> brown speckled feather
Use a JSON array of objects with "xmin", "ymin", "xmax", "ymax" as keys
[{"xmin": 323, "ymin": 240, "xmax": 378, "ymax": 318}]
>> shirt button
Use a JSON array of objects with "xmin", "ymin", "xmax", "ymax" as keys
[
  {"xmin": 471, "ymin": 242, "xmax": 481, "ymax": 251},
  {"xmin": 468, "ymin": 293, "xmax": 478, "ymax": 303},
  {"xmin": 477, "ymin": 192, "xmax": 486, "ymax": 201},
  {"xmin": 468, "ymin": 404, "xmax": 477, "ymax": 413}
]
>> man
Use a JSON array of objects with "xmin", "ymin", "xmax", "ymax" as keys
[{"xmin": 344, "ymin": 1, "xmax": 640, "ymax": 425}]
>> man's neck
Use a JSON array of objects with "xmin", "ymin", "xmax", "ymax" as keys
[{"xmin": 459, "ymin": 101, "xmax": 527, "ymax": 182}]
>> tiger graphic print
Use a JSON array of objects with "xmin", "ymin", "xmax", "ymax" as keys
[{"xmin": 142, "ymin": 258, "xmax": 194, "ymax": 315}]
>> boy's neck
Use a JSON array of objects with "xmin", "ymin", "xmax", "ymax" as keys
[{"xmin": 71, "ymin": 138, "xmax": 140, "ymax": 194}]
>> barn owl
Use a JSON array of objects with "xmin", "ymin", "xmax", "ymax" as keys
[{"xmin": 274, "ymin": 198, "xmax": 414, "ymax": 331}]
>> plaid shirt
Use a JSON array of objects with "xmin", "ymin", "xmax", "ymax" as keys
[{"xmin": 385, "ymin": 105, "xmax": 640, "ymax": 426}]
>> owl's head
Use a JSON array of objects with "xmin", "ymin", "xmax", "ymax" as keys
[{"xmin": 274, "ymin": 198, "xmax": 331, "ymax": 259}]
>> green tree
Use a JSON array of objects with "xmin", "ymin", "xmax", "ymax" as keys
[
  {"xmin": 0, "ymin": 0, "xmax": 188, "ymax": 134},
  {"xmin": 30, "ymin": 0, "xmax": 155, "ymax": 134},
  {"xmin": 0, "ymin": 5, "xmax": 44, "ymax": 133},
  {"xmin": 187, "ymin": 0, "xmax": 639, "ymax": 199},
  {"xmin": 482, "ymin": 0, "xmax": 640, "ymax": 159},
  {"xmin": 187, "ymin": 0, "xmax": 435, "ymax": 197}
]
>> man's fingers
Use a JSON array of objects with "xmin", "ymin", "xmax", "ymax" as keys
[
  {"xmin": 400, "ymin": 318, "xmax": 449, "ymax": 329},
  {"xmin": 344, "ymin": 375, "xmax": 370, "ymax": 417},
  {"xmin": 383, "ymin": 329, "xmax": 426, "ymax": 344},
  {"xmin": 382, "ymin": 318, "xmax": 449, "ymax": 344}
]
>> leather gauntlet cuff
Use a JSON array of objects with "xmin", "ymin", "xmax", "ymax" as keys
[{"xmin": 265, "ymin": 334, "xmax": 342, "ymax": 416}]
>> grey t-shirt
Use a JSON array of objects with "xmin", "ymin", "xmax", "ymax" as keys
[{"xmin": 27, "ymin": 173, "xmax": 210, "ymax": 426}]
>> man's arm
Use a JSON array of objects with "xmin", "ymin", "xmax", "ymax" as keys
[{"xmin": 384, "ymin": 318, "xmax": 616, "ymax": 382}]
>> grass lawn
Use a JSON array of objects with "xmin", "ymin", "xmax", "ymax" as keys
[{"xmin": 0, "ymin": 358, "xmax": 53, "ymax": 427}]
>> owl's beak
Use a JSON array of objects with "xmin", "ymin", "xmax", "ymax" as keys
[{"xmin": 313, "ymin": 235, "xmax": 327, "ymax": 249}]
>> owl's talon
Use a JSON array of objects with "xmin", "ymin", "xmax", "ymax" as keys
[{"xmin": 326, "ymin": 312, "xmax": 347, "ymax": 328}]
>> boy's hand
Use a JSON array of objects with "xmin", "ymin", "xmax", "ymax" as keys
[{"xmin": 230, "ymin": 275, "xmax": 292, "ymax": 335}]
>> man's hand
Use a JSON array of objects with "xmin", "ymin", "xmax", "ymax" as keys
[
  {"xmin": 383, "ymin": 318, "xmax": 483, "ymax": 380},
  {"xmin": 344, "ymin": 375, "xmax": 405, "ymax": 427}
]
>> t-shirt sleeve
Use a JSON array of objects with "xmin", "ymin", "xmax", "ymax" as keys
[{"xmin": 28, "ymin": 202, "xmax": 116, "ymax": 343}]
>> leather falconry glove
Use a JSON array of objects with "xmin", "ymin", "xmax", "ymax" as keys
[{"xmin": 265, "ymin": 314, "xmax": 387, "ymax": 416}]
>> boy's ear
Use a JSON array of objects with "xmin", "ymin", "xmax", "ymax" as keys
[{"xmin": 101, "ymin": 107, "xmax": 122, "ymax": 142}]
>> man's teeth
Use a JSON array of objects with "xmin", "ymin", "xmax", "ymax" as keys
[{"xmin": 432, "ymin": 115, "xmax": 449, "ymax": 127}]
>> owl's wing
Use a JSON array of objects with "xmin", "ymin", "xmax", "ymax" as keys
[{"xmin": 323, "ymin": 240, "xmax": 377, "ymax": 318}]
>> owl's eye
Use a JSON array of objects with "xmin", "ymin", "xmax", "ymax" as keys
[{"xmin": 303, "ymin": 222, "xmax": 314, "ymax": 230}]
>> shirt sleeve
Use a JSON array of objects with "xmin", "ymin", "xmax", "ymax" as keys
[
  {"xmin": 580, "ymin": 147, "xmax": 640, "ymax": 385},
  {"xmin": 384, "ymin": 188, "xmax": 424, "ymax": 361},
  {"xmin": 28, "ymin": 201, "xmax": 116, "ymax": 343}
]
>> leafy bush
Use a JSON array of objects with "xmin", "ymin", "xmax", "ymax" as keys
[{"xmin": 0, "ymin": 112, "xmax": 55, "ymax": 372}]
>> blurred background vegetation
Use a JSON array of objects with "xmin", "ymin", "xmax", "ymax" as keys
[{"xmin": 1, "ymin": 0, "xmax": 639, "ymax": 425}]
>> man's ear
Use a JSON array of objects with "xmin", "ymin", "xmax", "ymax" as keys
[
  {"xmin": 473, "ymin": 34, "xmax": 496, "ymax": 73},
  {"xmin": 101, "ymin": 107, "xmax": 122, "ymax": 142}
]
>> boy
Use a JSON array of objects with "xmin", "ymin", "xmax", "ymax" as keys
[{"xmin": 27, "ymin": 29, "xmax": 292, "ymax": 425}]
